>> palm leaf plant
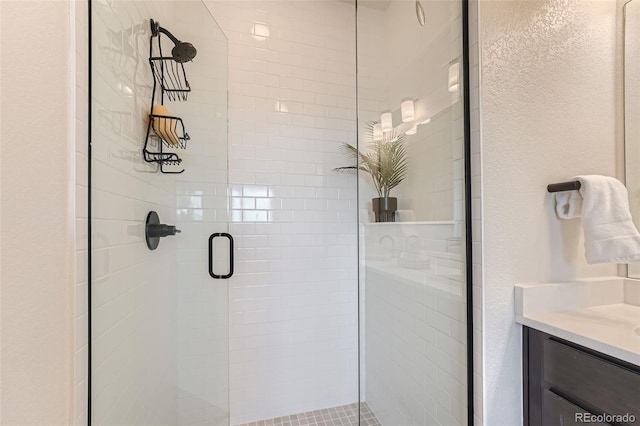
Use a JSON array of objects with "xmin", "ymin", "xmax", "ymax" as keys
[{"xmin": 335, "ymin": 121, "xmax": 409, "ymax": 221}]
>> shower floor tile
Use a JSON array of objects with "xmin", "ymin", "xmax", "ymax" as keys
[{"xmin": 236, "ymin": 402, "xmax": 382, "ymax": 426}]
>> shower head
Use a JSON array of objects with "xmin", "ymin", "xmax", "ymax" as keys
[
  {"xmin": 171, "ymin": 42, "xmax": 197, "ymax": 63},
  {"xmin": 150, "ymin": 19, "xmax": 198, "ymax": 63}
]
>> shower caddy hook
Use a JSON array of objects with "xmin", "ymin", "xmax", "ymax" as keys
[{"xmin": 142, "ymin": 19, "xmax": 197, "ymax": 174}]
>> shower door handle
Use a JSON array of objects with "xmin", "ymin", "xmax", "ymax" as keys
[{"xmin": 208, "ymin": 233, "xmax": 234, "ymax": 279}]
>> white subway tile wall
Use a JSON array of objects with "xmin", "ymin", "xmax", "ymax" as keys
[{"xmin": 219, "ymin": 1, "xmax": 360, "ymax": 423}]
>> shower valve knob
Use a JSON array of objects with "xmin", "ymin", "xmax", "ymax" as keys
[
  {"xmin": 145, "ymin": 211, "xmax": 180, "ymax": 250},
  {"xmin": 147, "ymin": 224, "xmax": 181, "ymax": 238}
]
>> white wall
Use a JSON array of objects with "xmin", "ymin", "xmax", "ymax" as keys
[
  {"xmin": 0, "ymin": 1, "xmax": 75, "ymax": 424},
  {"xmin": 477, "ymin": 0, "xmax": 620, "ymax": 424}
]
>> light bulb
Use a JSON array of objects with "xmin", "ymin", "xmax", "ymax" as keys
[
  {"xmin": 373, "ymin": 123, "xmax": 383, "ymax": 140},
  {"xmin": 381, "ymin": 112, "xmax": 393, "ymax": 132},
  {"xmin": 401, "ymin": 99, "xmax": 415, "ymax": 123}
]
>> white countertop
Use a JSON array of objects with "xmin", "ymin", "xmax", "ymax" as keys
[{"xmin": 515, "ymin": 278, "xmax": 640, "ymax": 366}]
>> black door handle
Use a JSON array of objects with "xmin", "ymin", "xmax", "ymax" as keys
[{"xmin": 208, "ymin": 233, "xmax": 234, "ymax": 279}]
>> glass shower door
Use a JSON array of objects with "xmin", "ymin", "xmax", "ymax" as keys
[
  {"xmin": 90, "ymin": 1, "xmax": 229, "ymax": 424},
  {"xmin": 357, "ymin": 1, "xmax": 470, "ymax": 424}
]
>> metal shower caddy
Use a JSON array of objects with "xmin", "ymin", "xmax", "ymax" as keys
[{"xmin": 143, "ymin": 19, "xmax": 196, "ymax": 174}]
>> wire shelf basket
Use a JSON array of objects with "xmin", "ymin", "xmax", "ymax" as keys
[
  {"xmin": 149, "ymin": 113, "xmax": 190, "ymax": 149},
  {"xmin": 149, "ymin": 57, "xmax": 191, "ymax": 102},
  {"xmin": 143, "ymin": 135, "xmax": 185, "ymax": 174},
  {"xmin": 144, "ymin": 149, "xmax": 182, "ymax": 166}
]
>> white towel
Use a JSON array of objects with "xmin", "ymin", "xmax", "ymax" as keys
[
  {"xmin": 554, "ymin": 190, "xmax": 583, "ymax": 219},
  {"xmin": 556, "ymin": 175, "xmax": 640, "ymax": 264}
]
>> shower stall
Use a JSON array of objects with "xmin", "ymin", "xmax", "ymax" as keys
[{"xmin": 88, "ymin": 0, "xmax": 470, "ymax": 424}]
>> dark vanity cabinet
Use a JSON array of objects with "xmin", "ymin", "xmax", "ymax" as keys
[{"xmin": 523, "ymin": 327, "xmax": 640, "ymax": 426}]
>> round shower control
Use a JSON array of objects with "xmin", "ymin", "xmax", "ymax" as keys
[{"xmin": 145, "ymin": 211, "xmax": 181, "ymax": 250}]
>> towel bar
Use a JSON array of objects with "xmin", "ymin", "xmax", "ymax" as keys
[{"xmin": 547, "ymin": 181, "xmax": 581, "ymax": 193}]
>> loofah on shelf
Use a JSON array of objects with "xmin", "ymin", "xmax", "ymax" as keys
[{"xmin": 151, "ymin": 105, "xmax": 181, "ymax": 146}]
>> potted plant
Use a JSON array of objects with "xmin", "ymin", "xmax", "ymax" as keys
[{"xmin": 334, "ymin": 122, "xmax": 408, "ymax": 222}]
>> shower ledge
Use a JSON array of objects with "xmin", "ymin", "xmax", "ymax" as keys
[{"xmin": 515, "ymin": 277, "xmax": 640, "ymax": 366}]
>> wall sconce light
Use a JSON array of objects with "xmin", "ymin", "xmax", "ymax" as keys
[
  {"xmin": 381, "ymin": 112, "xmax": 393, "ymax": 132},
  {"xmin": 448, "ymin": 61, "xmax": 460, "ymax": 93},
  {"xmin": 373, "ymin": 123, "xmax": 383, "ymax": 140},
  {"xmin": 405, "ymin": 126, "xmax": 417, "ymax": 135},
  {"xmin": 252, "ymin": 23, "xmax": 270, "ymax": 40},
  {"xmin": 401, "ymin": 99, "xmax": 415, "ymax": 123}
]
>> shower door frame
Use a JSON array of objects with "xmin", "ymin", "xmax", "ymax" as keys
[
  {"xmin": 87, "ymin": 0, "xmax": 93, "ymax": 421},
  {"xmin": 462, "ymin": 1, "xmax": 475, "ymax": 424}
]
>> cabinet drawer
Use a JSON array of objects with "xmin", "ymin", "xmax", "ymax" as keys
[
  {"xmin": 543, "ymin": 338, "xmax": 640, "ymax": 418},
  {"xmin": 542, "ymin": 390, "xmax": 608, "ymax": 426}
]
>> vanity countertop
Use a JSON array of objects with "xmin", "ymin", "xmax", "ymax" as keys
[{"xmin": 515, "ymin": 278, "xmax": 640, "ymax": 366}]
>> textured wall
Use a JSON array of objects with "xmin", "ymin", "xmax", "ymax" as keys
[
  {"xmin": 74, "ymin": 0, "xmax": 89, "ymax": 423},
  {"xmin": 0, "ymin": 1, "xmax": 74, "ymax": 424},
  {"xmin": 478, "ymin": 0, "xmax": 619, "ymax": 424}
]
